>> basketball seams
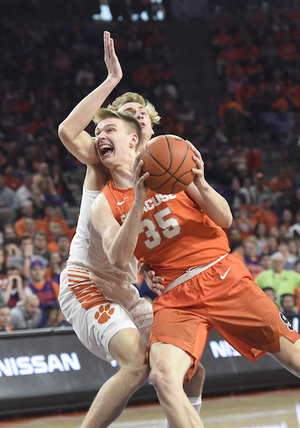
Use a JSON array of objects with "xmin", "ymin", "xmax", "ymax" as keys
[{"xmin": 140, "ymin": 134, "xmax": 196, "ymax": 194}]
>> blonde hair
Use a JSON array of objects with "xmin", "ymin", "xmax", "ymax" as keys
[
  {"xmin": 93, "ymin": 108, "xmax": 142, "ymax": 148},
  {"xmin": 94, "ymin": 92, "xmax": 161, "ymax": 125}
]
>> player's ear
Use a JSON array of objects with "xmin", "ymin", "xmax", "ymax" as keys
[
  {"xmin": 151, "ymin": 128, "xmax": 154, "ymax": 136},
  {"xmin": 130, "ymin": 133, "xmax": 139, "ymax": 148}
]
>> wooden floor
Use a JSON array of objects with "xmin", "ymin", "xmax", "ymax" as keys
[{"xmin": 1, "ymin": 388, "xmax": 300, "ymax": 427}]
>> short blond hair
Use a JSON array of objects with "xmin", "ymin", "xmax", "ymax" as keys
[
  {"xmin": 93, "ymin": 108, "xmax": 142, "ymax": 148},
  {"xmin": 94, "ymin": 92, "xmax": 161, "ymax": 125}
]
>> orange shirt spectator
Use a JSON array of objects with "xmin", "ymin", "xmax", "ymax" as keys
[
  {"xmin": 269, "ymin": 168, "xmax": 294, "ymax": 193},
  {"xmin": 39, "ymin": 203, "xmax": 72, "ymax": 242},
  {"xmin": 213, "ymin": 32, "xmax": 234, "ymax": 48},
  {"xmin": 277, "ymin": 41, "xmax": 298, "ymax": 60},
  {"xmin": 250, "ymin": 196, "xmax": 279, "ymax": 233},
  {"xmin": 3, "ymin": 165, "xmax": 22, "ymax": 191},
  {"xmin": 14, "ymin": 201, "xmax": 43, "ymax": 238},
  {"xmin": 271, "ymin": 95, "xmax": 289, "ymax": 112}
]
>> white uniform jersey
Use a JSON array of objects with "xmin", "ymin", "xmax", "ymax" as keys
[
  {"xmin": 68, "ymin": 187, "xmax": 138, "ymax": 284},
  {"xmin": 59, "ymin": 187, "xmax": 153, "ymax": 362}
]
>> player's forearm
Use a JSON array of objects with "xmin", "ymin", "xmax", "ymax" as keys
[
  {"xmin": 58, "ymin": 76, "xmax": 120, "ymax": 143},
  {"xmin": 198, "ymin": 182, "xmax": 233, "ymax": 228},
  {"xmin": 106, "ymin": 200, "xmax": 144, "ymax": 269}
]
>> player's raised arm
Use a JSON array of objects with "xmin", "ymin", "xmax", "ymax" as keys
[
  {"xmin": 185, "ymin": 143, "xmax": 233, "ymax": 228},
  {"xmin": 58, "ymin": 31, "xmax": 122, "ymax": 165}
]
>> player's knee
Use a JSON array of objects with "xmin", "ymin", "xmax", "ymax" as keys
[
  {"xmin": 149, "ymin": 362, "xmax": 174, "ymax": 395},
  {"xmin": 120, "ymin": 360, "xmax": 149, "ymax": 388}
]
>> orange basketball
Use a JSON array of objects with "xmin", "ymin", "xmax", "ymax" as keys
[{"xmin": 139, "ymin": 134, "xmax": 196, "ymax": 194}]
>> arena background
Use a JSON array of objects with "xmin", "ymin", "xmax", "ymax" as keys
[{"xmin": 1, "ymin": 0, "xmax": 300, "ymax": 422}]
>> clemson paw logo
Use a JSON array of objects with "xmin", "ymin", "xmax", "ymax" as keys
[{"xmin": 95, "ymin": 304, "xmax": 115, "ymax": 324}]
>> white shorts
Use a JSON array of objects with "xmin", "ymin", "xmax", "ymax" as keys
[{"xmin": 59, "ymin": 265, "xmax": 153, "ymax": 362}]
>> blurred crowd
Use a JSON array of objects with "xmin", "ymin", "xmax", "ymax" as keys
[{"xmin": 1, "ymin": 0, "xmax": 300, "ymax": 331}]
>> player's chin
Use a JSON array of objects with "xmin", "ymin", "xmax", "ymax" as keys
[{"xmin": 141, "ymin": 128, "xmax": 152, "ymax": 139}]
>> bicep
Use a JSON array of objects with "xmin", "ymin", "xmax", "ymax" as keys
[{"xmin": 60, "ymin": 129, "xmax": 100, "ymax": 165}]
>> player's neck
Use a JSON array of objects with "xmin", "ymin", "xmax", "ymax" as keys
[{"xmin": 111, "ymin": 164, "xmax": 134, "ymax": 189}]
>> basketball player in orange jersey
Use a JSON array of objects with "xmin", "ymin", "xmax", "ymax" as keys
[
  {"xmin": 58, "ymin": 31, "xmax": 204, "ymax": 428},
  {"xmin": 90, "ymin": 108, "xmax": 300, "ymax": 427}
]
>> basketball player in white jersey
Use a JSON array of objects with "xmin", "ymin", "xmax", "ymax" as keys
[{"xmin": 58, "ymin": 31, "xmax": 204, "ymax": 428}]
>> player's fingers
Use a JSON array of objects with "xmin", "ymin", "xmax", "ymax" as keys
[
  {"xmin": 152, "ymin": 283, "xmax": 164, "ymax": 296},
  {"xmin": 152, "ymin": 276, "xmax": 164, "ymax": 283}
]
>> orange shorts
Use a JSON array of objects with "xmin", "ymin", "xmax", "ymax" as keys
[{"xmin": 149, "ymin": 254, "xmax": 300, "ymax": 381}]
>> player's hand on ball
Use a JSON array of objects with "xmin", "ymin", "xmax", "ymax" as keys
[
  {"xmin": 188, "ymin": 142, "xmax": 206, "ymax": 187},
  {"xmin": 133, "ymin": 153, "xmax": 149, "ymax": 203}
]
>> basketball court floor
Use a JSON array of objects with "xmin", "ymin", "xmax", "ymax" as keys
[{"xmin": 1, "ymin": 387, "xmax": 300, "ymax": 428}]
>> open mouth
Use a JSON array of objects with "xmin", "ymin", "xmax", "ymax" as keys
[{"xmin": 99, "ymin": 143, "xmax": 114, "ymax": 157}]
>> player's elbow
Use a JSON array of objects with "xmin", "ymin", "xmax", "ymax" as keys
[
  {"xmin": 108, "ymin": 254, "xmax": 129, "ymax": 271},
  {"xmin": 58, "ymin": 120, "xmax": 72, "ymax": 143},
  {"xmin": 223, "ymin": 212, "xmax": 233, "ymax": 228}
]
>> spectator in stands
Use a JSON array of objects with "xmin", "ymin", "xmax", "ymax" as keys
[
  {"xmin": 4, "ymin": 263, "xmax": 27, "ymax": 308},
  {"xmin": 260, "ymin": 252, "xmax": 272, "ymax": 271},
  {"xmin": 289, "ymin": 189, "xmax": 300, "ymax": 218},
  {"xmin": 0, "ymin": 173, "xmax": 18, "ymax": 210},
  {"xmin": 216, "ymin": 40, "xmax": 240, "ymax": 78},
  {"xmin": 233, "ymin": 177, "xmax": 254, "ymax": 208},
  {"xmin": 263, "ymin": 233, "xmax": 279, "ymax": 255},
  {"xmin": 15, "ymin": 173, "xmax": 34, "ymax": 208},
  {"xmin": 277, "ymin": 35, "xmax": 299, "ymax": 69},
  {"xmin": 56, "ymin": 234, "xmax": 70, "ymax": 262},
  {"xmin": 249, "ymin": 172, "xmax": 274, "ymax": 206},
  {"xmin": 211, "ymin": 156, "xmax": 238, "ymax": 206},
  {"xmin": 218, "ymin": 93, "xmax": 250, "ymax": 141},
  {"xmin": 228, "ymin": 225, "xmax": 243, "ymax": 249},
  {"xmin": 233, "ymin": 206, "xmax": 254, "ymax": 241},
  {"xmin": 32, "ymin": 162, "xmax": 56, "ymax": 193},
  {"xmin": 3, "ymin": 164, "xmax": 22, "ymax": 191},
  {"xmin": 278, "ymin": 241, "xmax": 298, "ymax": 270},
  {"xmin": 288, "ymin": 239, "xmax": 300, "ymax": 261},
  {"xmin": 25, "ymin": 259, "xmax": 61, "ymax": 327},
  {"xmin": 269, "ymin": 167, "xmax": 294, "ymax": 208},
  {"xmin": 262, "ymin": 287, "xmax": 277, "ymax": 305},
  {"xmin": 280, "ymin": 293, "xmax": 299, "ymax": 317},
  {"xmin": 14, "ymin": 201, "xmax": 43, "ymax": 238},
  {"xmin": 0, "ymin": 304, "xmax": 12, "ymax": 331},
  {"xmin": 40, "ymin": 202, "xmax": 72, "ymax": 242},
  {"xmin": 36, "ymin": 176, "xmax": 66, "ymax": 208},
  {"xmin": 47, "ymin": 222, "xmax": 65, "ymax": 252},
  {"xmin": 51, "ymin": 163, "xmax": 77, "ymax": 206},
  {"xmin": 10, "ymin": 294, "xmax": 42, "ymax": 330},
  {"xmin": 10, "ymin": 294, "xmax": 42, "ymax": 329},
  {"xmin": 281, "ymin": 208, "xmax": 293, "ymax": 229},
  {"xmin": 75, "ymin": 61, "xmax": 95, "ymax": 87},
  {"xmin": 45, "ymin": 251, "xmax": 62, "ymax": 283},
  {"xmin": 32, "ymin": 230, "xmax": 50, "ymax": 265},
  {"xmin": 289, "ymin": 210, "xmax": 300, "ymax": 239},
  {"xmin": 13, "ymin": 157, "xmax": 30, "ymax": 181},
  {"xmin": 278, "ymin": 223, "xmax": 291, "ymax": 244},
  {"xmin": 0, "ymin": 247, "xmax": 8, "ymax": 290},
  {"xmin": 250, "ymin": 195, "xmax": 279, "ymax": 234},
  {"xmin": 2, "ymin": 224, "xmax": 18, "ymax": 241},
  {"xmin": 256, "ymin": 252, "xmax": 300, "ymax": 304},
  {"xmin": 243, "ymin": 237, "xmax": 264, "ymax": 279},
  {"xmin": 3, "ymin": 237, "xmax": 21, "ymax": 260},
  {"xmin": 254, "ymin": 222, "xmax": 268, "ymax": 256},
  {"xmin": 22, "ymin": 217, "xmax": 40, "ymax": 240}
]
